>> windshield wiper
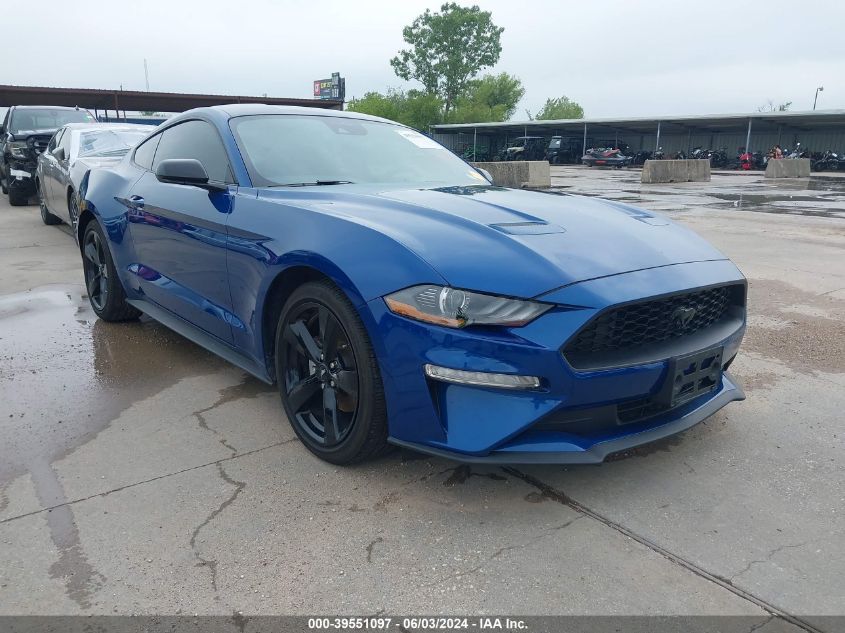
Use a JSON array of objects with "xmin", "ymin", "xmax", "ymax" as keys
[{"xmin": 272, "ymin": 180, "xmax": 354, "ymax": 187}]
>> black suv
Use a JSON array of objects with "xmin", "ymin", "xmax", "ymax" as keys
[{"xmin": 1, "ymin": 106, "xmax": 96, "ymax": 205}]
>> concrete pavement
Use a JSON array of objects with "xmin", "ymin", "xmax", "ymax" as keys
[{"xmin": 0, "ymin": 169, "xmax": 842, "ymax": 630}]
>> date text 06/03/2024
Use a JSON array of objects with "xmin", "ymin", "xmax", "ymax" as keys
[{"xmin": 307, "ymin": 617, "xmax": 528, "ymax": 630}]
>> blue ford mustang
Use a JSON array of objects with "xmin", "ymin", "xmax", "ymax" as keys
[{"xmin": 77, "ymin": 104, "xmax": 746, "ymax": 464}]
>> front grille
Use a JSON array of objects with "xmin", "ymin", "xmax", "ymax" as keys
[{"xmin": 563, "ymin": 285, "xmax": 736, "ymax": 359}]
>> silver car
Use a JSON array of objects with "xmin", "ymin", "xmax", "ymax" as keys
[{"xmin": 36, "ymin": 123, "xmax": 151, "ymax": 229}]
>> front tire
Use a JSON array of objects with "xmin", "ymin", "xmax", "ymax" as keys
[
  {"xmin": 82, "ymin": 221, "xmax": 141, "ymax": 322},
  {"xmin": 275, "ymin": 280, "xmax": 389, "ymax": 464},
  {"xmin": 8, "ymin": 186, "xmax": 28, "ymax": 206}
]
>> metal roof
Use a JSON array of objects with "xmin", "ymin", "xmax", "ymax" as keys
[
  {"xmin": 433, "ymin": 109, "xmax": 845, "ymax": 135},
  {"xmin": 0, "ymin": 84, "xmax": 343, "ymax": 113}
]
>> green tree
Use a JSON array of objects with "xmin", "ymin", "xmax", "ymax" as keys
[
  {"xmin": 346, "ymin": 88, "xmax": 443, "ymax": 131},
  {"xmin": 757, "ymin": 99, "xmax": 792, "ymax": 112},
  {"xmin": 533, "ymin": 96, "xmax": 584, "ymax": 120},
  {"xmin": 449, "ymin": 73, "xmax": 525, "ymax": 123},
  {"xmin": 390, "ymin": 3, "xmax": 504, "ymax": 117}
]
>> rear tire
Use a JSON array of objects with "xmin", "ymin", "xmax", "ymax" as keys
[
  {"xmin": 275, "ymin": 280, "xmax": 390, "ymax": 464},
  {"xmin": 82, "ymin": 221, "xmax": 141, "ymax": 322},
  {"xmin": 37, "ymin": 180, "xmax": 61, "ymax": 225}
]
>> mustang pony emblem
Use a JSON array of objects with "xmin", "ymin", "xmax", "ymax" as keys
[{"xmin": 671, "ymin": 306, "xmax": 697, "ymax": 328}]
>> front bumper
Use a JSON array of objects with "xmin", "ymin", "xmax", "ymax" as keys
[
  {"xmin": 390, "ymin": 372, "xmax": 744, "ymax": 463},
  {"xmin": 367, "ymin": 260, "xmax": 747, "ymax": 464},
  {"xmin": 6, "ymin": 159, "xmax": 37, "ymax": 194}
]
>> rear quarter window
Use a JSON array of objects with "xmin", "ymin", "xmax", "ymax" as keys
[{"xmin": 133, "ymin": 134, "xmax": 161, "ymax": 171}]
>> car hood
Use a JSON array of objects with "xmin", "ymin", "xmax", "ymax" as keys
[
  {"xmin": 10, "ymin": 129, "xmax": 58, "ymax": 140},
  {"xmin": 259, "ymin": 184, "xmax": 727, "ymax": 299}
]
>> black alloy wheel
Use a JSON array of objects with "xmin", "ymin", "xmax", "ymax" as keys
[
  {"xmin": 83, "ymin": 228, "xmax": 109, "ymax": 311},
  {"xmin": 276, "ymin": 281, "xmax": 389, "ymax": 464},
  {"xmin": 282, "ymin": 301, "xmax": 359, "ymax": 446},
  {"xmin": 81, "ymin": 221, "xmax": 141, "ymax": 322}
]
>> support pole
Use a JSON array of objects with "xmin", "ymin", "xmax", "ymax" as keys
[
  {"xmin": 655, "ymin": 121, "xmax": 661, "ymax": 152},
  {"xmin": 687, "ymin": 128, "xmax": 692, "ymax": 154},
  {"xmin": 745, "ymin": 118, "xmax": 752, "ymax": 153},
  {"xmin": 582, "ymin": 122, "xmax": 587, "ymax": 156},
  {"xmin": 473, "ymin": 127, "xmax": 477, "ymax": 162}
]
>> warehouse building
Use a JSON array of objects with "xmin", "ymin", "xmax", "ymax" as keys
[{"xmin": 432, "ymin": 110, "xmax": 845, "ymax": 161}]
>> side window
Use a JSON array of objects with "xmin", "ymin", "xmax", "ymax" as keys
[
  {"xmin": 152, "ymin": 120, "xmax": 234, "ymax": 183},
  {"xmin": 133, "ymin": 134, "xmax": 160, "ymax": 171},
  {"xmin": 58, "ymin": 128, "xmax": 72, "ymax": 154},
  {"xmin": 48, "ymin": 129, "xmax": 64, "ymax": 153}
]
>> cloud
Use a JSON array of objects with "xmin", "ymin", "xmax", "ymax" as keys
[{"xmin": 5, "ymin": 0, "xmax": 843, "ymax": 117}]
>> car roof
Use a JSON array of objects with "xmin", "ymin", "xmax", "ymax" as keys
[
  {"xmin": 12, "ymin": 105, "xmax": 87, "ymax": 111},
  {"xmin": 62, "ymin": 122, "xmax": 151, "ymax": 131},
  {"xmin": 176, "ymin": 103, "xmax": 399, "ymax": 127}
]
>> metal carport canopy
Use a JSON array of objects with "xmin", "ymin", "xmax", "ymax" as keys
[
  {"xmin": 0, "ymin": 84, "xmax": 343, "ymax": 113},
  {"xmin": 432, "ymin": 109, "xmax": 845, "ymax": 136}
]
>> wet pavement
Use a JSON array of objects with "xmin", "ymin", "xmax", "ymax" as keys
[
  {"xmin": 0, "ymin": 174, "xmax": 843, "ymax": 628},
  {"xmin": 550, "ymin": 165, "xmax": 845, "ymax": 219}
]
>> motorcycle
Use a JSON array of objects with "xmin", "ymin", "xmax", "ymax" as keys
[
  {"xmin": 786, "ymin": 143, "xmax": 809, "ymax": 159},
  {"xmin": 708, "ymin": 148, "xmax": 729, "ymax": 169},
  {"xmin": 690, "ymin": 147, "xmax": 708, "ymax": 161},
  {"xmin": 631, "ymin": 150, "xmax": 652, "ymax": 165},
  {"xmin": 811, "ymin": 150, "xmax": 840, "ymax": 171}
]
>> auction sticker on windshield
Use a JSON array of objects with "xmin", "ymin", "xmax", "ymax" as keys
[{"xmin": 395, "ymin": 129, "xmax": 443, "ymax": 149}]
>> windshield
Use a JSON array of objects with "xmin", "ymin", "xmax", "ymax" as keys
[
  {"xmin": 78, "ymin": 129, "xmax": 149, "ymax": 158},
  {"xmin": 11, "ymin": 109, "xmax": 95, "ymax": 133},
  {"xmin": 230, "ymin": 115, "xmax": 485, "ymax": 187}
]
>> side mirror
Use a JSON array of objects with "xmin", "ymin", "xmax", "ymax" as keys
[
  {"xmin": 477, "ymin": 167, "xmax": 493, "ymax": 183},
  {"xmin": 156, "ymin": 158, "xmax": 220, "ymax": 189},
  {"xmin": 53, "ymin": 147, "xmax": 66, "ymax": 161}
]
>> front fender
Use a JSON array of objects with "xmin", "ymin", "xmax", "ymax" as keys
[{"xmin": 226, "ymin": 189, "xmax": 448, "ymax": 373}]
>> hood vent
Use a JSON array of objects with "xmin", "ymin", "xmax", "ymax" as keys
[{"xmin": 489, "ymin": 221, "xmax": 566, "ymax": 236}]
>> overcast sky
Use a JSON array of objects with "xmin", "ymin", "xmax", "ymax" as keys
[{"xmin": 5, "ymin": 0, "xmax": 843, "ymax": 119}]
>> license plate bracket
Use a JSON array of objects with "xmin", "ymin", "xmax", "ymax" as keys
[{"xmin": 658, "ymin": 346, "xmax": 723, "ymax": 408}]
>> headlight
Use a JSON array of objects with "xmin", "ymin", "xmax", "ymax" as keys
[
  {"xmin": 9, "ymin": 141, "xmax": 29, "ymax": 159},
  {"xmin": 385, "ymin": 285, "xmax": 551, "ymax": 328}
]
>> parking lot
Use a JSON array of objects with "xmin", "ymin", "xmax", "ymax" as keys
[{"xmin": 1, "ymin": 167, "xmax": 843, "ymax": 629}]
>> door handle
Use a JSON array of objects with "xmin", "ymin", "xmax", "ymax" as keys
[{"xmin": 128, "ymin": 195, "xmax": 145, "ymax": 210}]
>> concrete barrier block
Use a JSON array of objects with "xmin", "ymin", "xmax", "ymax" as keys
[
  {"xmin": 471, "ymin": 161, "xmax": 551, "ymax": 188},
  {"xmin": 765, "ymin": 158, "xmax": 811, "ymax": 178},
  {"xmin": 641, "ymin": 159, "xmax": 711, "ymax": 183}
]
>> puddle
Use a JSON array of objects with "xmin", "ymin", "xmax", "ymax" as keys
[
  {"xmin": 0, "ymin": 284, "xmax": 231, "ymax": 609},
  {"xmin": 0, "ymin": 284, "xmax": 229, "ymax": 485}
]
